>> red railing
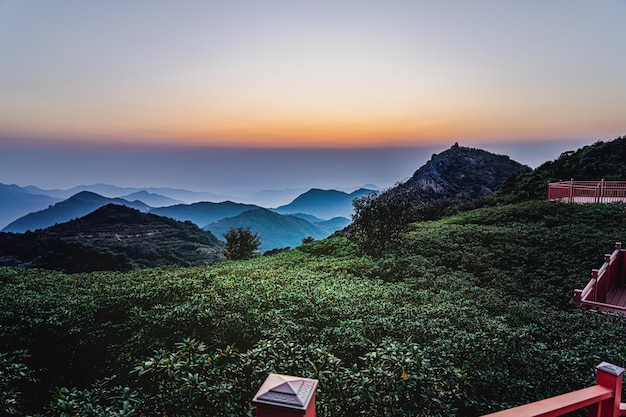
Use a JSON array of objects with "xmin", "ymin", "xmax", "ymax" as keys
[
  {"xmin": 574, "ymin": 243, "xmax": 626, "ymax": 315},
  {"xmin": 254, "ymin": 364, "xmax": 626, "ymax": 417},
  {"xmin": 480, "ymin": 362, "xmax": 625, "ymax": 417},
  {"xmin": 548, "ymin": 180, "xmax": 626, "ymax": 203}
]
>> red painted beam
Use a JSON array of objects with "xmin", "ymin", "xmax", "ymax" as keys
[{"xmin": 481, "ymin": 385, "xmax": 613, "ymax": 417}]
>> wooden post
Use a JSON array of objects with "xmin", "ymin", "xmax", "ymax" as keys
[
  {"xmin": 616, "ymin": 243, "xmax": 625, "ymax": 288},
  {"xmin": 574, "ymin": 289, "xmax": 583, "ymax": 306},
  {"xmin": 590, "ymin": 362, "xmax": 624, "ymax": 417},
  {"xmin": 253, "ymin": 373, "xmax": 318, "ymax": 417},
  {"xmin": 600, "ymin": 178, "xmax": 606, "ymax": 202},
  {"xmin": 605, "ymin": 254, "xmax": 613, "ymax": 292},
  {"xmin": 592, "ymin": 269, "xmax": 599, "ymax": 303}
]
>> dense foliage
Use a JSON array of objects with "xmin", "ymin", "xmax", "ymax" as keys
[
  {"xmin": 2, "ymin": 201, "xmax": 626, "ymax": 416},
  {"xmin": 222, "ymin": 226, "xmax": 262, "ymax": 260}
]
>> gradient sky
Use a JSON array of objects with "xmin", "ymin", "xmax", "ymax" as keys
[{"xmin": 0, "ymin": 1, "xmax": 625, "ymax": 201}]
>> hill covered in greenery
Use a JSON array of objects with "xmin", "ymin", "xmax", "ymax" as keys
[
  {"xmin": 2, "ymin": 200, "xmax": 626, "ymax": 416},
  {"xmin": 0, "ymin": 204, "xmax": 224, "ymax": 272},
  {"xmin": 502, "ymin": 135, "xmax": 626, "ymax": 201}
]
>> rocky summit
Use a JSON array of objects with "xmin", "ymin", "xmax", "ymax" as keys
[{"xmin": 400, "ymin": 143, "xmax": 528, "ymax": 199}]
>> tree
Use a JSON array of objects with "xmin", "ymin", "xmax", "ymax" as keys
[
  {"xmin": 348, "ymin": 189, "xmax": 422, "ymax": 256},
  {"xmin": 222, "ymin": 227, "xmax": 261, "ymax": 260}
]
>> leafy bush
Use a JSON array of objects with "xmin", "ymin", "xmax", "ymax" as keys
[
  {"xmin": 223, "ymin": 227, "xmax": 261, "ymax": 260},
  {"xmin": 0, "ymin": 350, "xmax": 35, "ymax": 415}
]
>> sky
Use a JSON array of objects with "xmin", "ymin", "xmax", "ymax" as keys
[{"xmin": 1, "ymin": 1, "xmax": 625, "ymax": 203}]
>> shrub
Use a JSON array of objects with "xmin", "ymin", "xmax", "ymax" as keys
[{"xmin": 222, "ymin": 227, "xmax": 261, "ymax": 260}]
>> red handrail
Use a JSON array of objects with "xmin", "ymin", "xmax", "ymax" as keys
[
  {"xmin": 481, "ymin": 362, "xmax": 624, "ymax": 417},
  {"xmin": 574, "ymin": 243, "xmax": 625, "ymax": 313},
  {"xmin": 481, "ymin": 385, "xmax": 613, "ymax": 417},
  {"xmin": 548, "ymin": 180, "xmax": 626, "ymax": 203}
]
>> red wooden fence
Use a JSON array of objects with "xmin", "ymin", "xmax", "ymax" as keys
[
  {"xmin": 480, "ymin": 362, "xmax": 625, "ymax": 417},
  {"xmin": 548, "ymin": 180, "xmax": 626, "ymax": 203},
  {"xmin": 574, "ymin": 243, "xmax": 626, "ymax": 314},
  {"xmin": 254, "ymin": 363, "xmax": 626, "ymax": 417}
]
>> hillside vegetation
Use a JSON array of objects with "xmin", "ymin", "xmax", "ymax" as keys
[
  {"xmin": 0, "ymin": 204, "xmax": 224, "ymax": 272},
  {"xmin": 2, "ymin": 201, "xmax": 626, "ymax": 416},
  {"xmin": 503, "ymin": 136, "xmax": 626, "ymax": 201},
  {"xmin": 3, "ymin": 137, "xmax": 626, "ymax": 416}
]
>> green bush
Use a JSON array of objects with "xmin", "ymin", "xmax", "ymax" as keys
[{"xmin": 0, "ymin": 350, "xmax": 35, "ymax": 415}]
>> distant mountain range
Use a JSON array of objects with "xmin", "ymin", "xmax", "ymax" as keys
[
  {"xmin": 0, "ymin": 204, "xmax": 224, "ymax": 272},
  {"xmin": 22, "ymin": 183, "xmax": 234, "ymax": 204},
  {"xmin": 0, "ymin": 143, "xmax": 541, "ymax": 257},
  {"xmin": 150, "ymin": 201, "xmax": 261, "ymax": 227},
  {"xmin": 274, "ymin": 188, "xmax": 373, "ymax": 219},
  {"xmin": 2, "ymin": 191, "xmax": 150, "ymax": 233},
  {"xmin": 0, "ymin": 186, "xmax": 359, "ymax": 251},
  {"xmin": 0, "ymin": 183, "xmax": 61, "ymax": 230},
  {"xmin": 205, "ymin": 208, "xmax": 341, "ymax": 251},
  {"xmin": 120, "ymin": 191, "xmax": 182, "ymax": 207}
]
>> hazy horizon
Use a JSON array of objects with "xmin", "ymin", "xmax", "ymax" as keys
[
  {"xmin": 1, "ymin": 1, "xmax": 624, "ymax": 204},
  {"xmin": 0, "ymin": 137, "xmax": 601, "ymax": 206}
]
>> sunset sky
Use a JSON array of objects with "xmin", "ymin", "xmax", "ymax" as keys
[{"xmin": 1, "ymin": 1, "xmax": 625, "ymax": 200}]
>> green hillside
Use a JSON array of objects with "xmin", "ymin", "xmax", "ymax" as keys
[
  {"xmin": 0, "ymin": 204, "xmax": 224, "ymax": 272},
  {"xmin": 2, "ymin": 200, "xmax": 626, "ymax": 416},
  {"xmin": 502, "ymin": 136, "xmax": 626, "ymax": 201}
]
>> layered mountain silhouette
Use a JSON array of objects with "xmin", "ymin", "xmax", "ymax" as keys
[
  {"xmin": 120, "ymin": 191, "xmax": 182, "ymax": 207},
  {"xmin": 150, "ymin": 201, "xmax": 261, "ymax": 227},
  {"xmin": 0, "ymin": 183, "xmax": 61, "ymax": 229},
  {"xmin": 0, "ymin": 204, "xmax": 224, "ymax": 272},
  {"xmin": 274, "ymin": 188, "xmax": 373, "ymax": 219},
  {"xmin": 23, "ymin": 183, "xmax": 233, "ymax": 203},
  {"xmin": 0, "ymin": 143, "xmax": 546, "ymax": 262},
  {"xmin": 2, "ymin": 191, "xmax": 150, "ymax": 233},
  {"xmin": 205, "ymin": 208, "xmax": 329, "ymax": 251},
  {"xmin": 288, "ymin": 213, "xmax": 351, "ymax": 235}
]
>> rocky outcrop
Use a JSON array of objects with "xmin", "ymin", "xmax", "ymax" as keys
[{"xmin": 399, "ymin": 143, "xmax": 527, "ymax": 199}]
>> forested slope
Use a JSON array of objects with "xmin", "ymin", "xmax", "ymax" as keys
[{"xmin": 2, "ymin": 200, "xmax": 626, "ymax": 416}]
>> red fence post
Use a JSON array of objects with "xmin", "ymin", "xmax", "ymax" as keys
[
  {"xmin": 253, "ymin": 373, "xmax": 319, "ymax": 417},
  {"xmin": 592, "ymin": 362, "xmax": 624, "ymax": 417},
  {"xmin": 574, "ymin": 289, "xmax": 583, "ymax": 306},
  {"xmin": 616, "ymin": 243, "xmax": 625, "ymax": 288},
  {"xmin": 592, "ymin": 269, "xmax": 600, "ymax": 302}
]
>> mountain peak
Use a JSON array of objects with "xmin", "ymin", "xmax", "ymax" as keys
[{"xmin": 401, "ymin": 144, "xmax": 526, "ymax": 198}]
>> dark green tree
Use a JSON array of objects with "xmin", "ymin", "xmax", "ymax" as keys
[
  {"xmin": 349, "ymin": 189, "xmax": 423, "ymax": 256},
  {"xmin": 222, "ymin": 227, "xmax": 261, "ymax": 260}
]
